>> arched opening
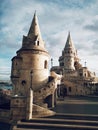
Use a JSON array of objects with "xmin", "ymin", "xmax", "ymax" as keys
[
  {"xmin": 21, "ymin": 80, "xmax": 26, "ymax": 86},
  {"xmin": 37, "ymin": 41, "xmax": 39, "ymax": 46},
  {"xmin": 85, "ymin": 73, "xmax": 86, "ymax": 77},
  {"xmin": 44, "ymin": 60, "xmax": 48, "ymax": 69},
  {"xmin": 44, "ymin": 90, "xmax": 57, "ymax": 108},
  {"xmin": 57, "ymin": 85, "xmax": 67, "ymax": 98},
  {"xmin": 44, "ymin": 94, "xmax": 52, "ymax": 108}
]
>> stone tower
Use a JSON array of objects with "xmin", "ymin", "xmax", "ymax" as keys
[
  {"xmin": 59, "ymin": 32, "xmax": 79, "ymax": 74},
  {"xmin": 11, "ymin": 12, "xmax": 50, "ymax": 96},
  {"xmin": 10, "ymin": 12, "xmax": 56, "ymax": 120}
]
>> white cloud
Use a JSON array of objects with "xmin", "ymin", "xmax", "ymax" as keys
[
  {"xmin": 0, "ymin": 58, "xmax": 11, "ymax": 80},
  {"xmin": 0, "ymin": 0, "xmax": 98, "ymax": 80}
]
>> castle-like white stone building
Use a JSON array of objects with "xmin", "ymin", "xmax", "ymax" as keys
[
  {"xmin": 1, "ymin": 12, "xmax": 98, "ymax": 130},
  {"xmin": 51, "ymin": 32, "xmax": 98, "ymax": 96},
  {"xmin": 10, "ymin": 12, "xmax": 57, "ymax": 120}
]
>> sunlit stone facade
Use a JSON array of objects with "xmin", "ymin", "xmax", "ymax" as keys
[
  {"xmin": 51, "ymin": 32, "xmax": 98, "ymax": 96},
  {"xmin": 10, "ymin": 12, "xmax": 56, "ymax": 120}
]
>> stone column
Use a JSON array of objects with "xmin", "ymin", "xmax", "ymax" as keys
[
  {"xmin": 26, "ymin": 70, "xmax": 33, "ymax": 120},
  {"xmin": 26, "ymin": 88, "xmax": 33, "ymax": 120},
  {"xmin": 52, "ymin": 93, "xmax": 54, "ymax": 108}
]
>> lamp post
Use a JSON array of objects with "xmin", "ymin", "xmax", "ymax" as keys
[
  {"xmin": 51, "ymin": 58, "xmax": 53, "ymax": 68},
  {"xmin": 85, "ymin": 61, "xmax": 87, "ymax": 67}
]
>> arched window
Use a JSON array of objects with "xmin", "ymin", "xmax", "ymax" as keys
[
  {"xmin": 37, "ymin": 41, "xmax": 39, "ymax": 46},
  {"xmin": 21, "ymin": 80, "xmax": 26, "ymax": 86},
  {"xmin": 44, "ymin": 60, "xmax": 48, "ymax": 69}
]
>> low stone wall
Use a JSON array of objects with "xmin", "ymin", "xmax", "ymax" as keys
[
  {"xmin": 32, "ymin": 104, "xmax": 55, "ymax": 118},
  {"xmin": 0, "ymin": 109, "xmax": 11, "ymax": 122},
  {"xmin": 34, "ymin": 79, "xmax": 56, "ymax": 104}
]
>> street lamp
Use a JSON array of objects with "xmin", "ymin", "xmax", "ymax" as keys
[{"xmin": 51, "ymin": 58, "xmax": 53, "ymax": 68}]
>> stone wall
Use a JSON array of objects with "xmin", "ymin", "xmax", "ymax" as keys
[
  {"xmin": 34, "ymin": 78, "xmax": 56, "ymax": 107},
  {"xmin": 0, "ymin": 109, "xmax": 10, "ymax": 122},
  {"xmin": 11, "ymin": 96, "xmax": 27, "ymax": 120}
]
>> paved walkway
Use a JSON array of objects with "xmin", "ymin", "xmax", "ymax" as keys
[{"xmin": 53, "ymin": 96, "xmax": 98, "ymax": 115}]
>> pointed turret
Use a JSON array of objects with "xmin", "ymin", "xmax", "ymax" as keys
[
  {"xmin": 59, "ymin": 32, "xmax": 79, "ymax": 72},
  {"xmin": 64, "ymin": 32, "xmax": 75, "ymax": 51},
  {"xmin": 19, "ymin": 11, "xmax": 47, "ymax": 51},
  {"xmin": 28, "ymin": 11, "xmax": 42, "ymax": 41},
  {"xmin": 14, "ymin": 11, "xmax": 49, "ymax": 93}
]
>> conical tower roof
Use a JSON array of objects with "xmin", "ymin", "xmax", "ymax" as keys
[
  {"xmin": 28, "ymin": 11, "xmax": 42, "ymax": 41},
  {"xmin": 64, "ymin": 32, "xmax": 75, "ymax": 50},
  {"xmin": 17, "ymin": 12, "xmax": 49, "ymax": 53}
]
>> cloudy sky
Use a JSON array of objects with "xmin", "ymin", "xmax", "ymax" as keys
[{"xmin": 0, "ymin": 0, "xmax": 98, "ymax": 80}]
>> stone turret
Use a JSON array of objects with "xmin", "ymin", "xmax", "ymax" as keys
[
  {"xmin": 11, "ymin": 12, "xmax": 50, "ymax": 95},
  {"xmin": 23, "ymin": 11, "xmax": 46, "ymax": 50},
  {"xmin": 64, "ymin": 32, "xmax": 76, "ymax": 71},
  {"xmin": 10, "ymin": 12, "xmax": 56, "ymax": 121},
  {"xmin": 59, "ymin": 32, "xmax": 79, "ymax": 73}
]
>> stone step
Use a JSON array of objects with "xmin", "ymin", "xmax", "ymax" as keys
[
  {"xmin": 49, "ymin": 113, "xmax": 98, "ymax": 121},
  {"xmin": 13, "ymin": 113, "xmax": 98, "ymax": 130},
  {"xmin": 13, "ymin": 126, "xmax": 45, "ymax": 130},
  {"xmin": 14, "ymin": 121, "xmax": 98, "ymax": 130},
  {"xmin": 21, "ymin": 117, "xmax": 98, "ymax": 126}
]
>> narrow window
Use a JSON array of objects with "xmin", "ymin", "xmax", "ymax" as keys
[
  {"xmin": 21, "ymin": 80, "xmax": 26, "ymax": 86},
  {"xmin": 80, "ymin": 73, "xmax": 82, "ymax": 77},
  {"xmin": 37, "ymin": 41, "xmax": 39, "ymax": 46},
  {"xmin": 69, "ymin": 87, "xmax": 71, "ymax": 92},
  {"xmin": 44, "ymin": 60, "xmax": 48, "ymax": 69}
]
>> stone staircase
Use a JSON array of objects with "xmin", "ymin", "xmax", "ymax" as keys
[
  {"xmin": 12, "ymin": 113, "xmax": 98, "ymax": 130},
  {"xmin": 32, "ymin": 104, "xmax": 55, "ymax": 118}
]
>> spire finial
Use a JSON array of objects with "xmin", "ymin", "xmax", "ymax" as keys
[
  {"xmin": 68, "ymin": 31, "xmax": 71, "ymax": 40},
  {"xmin": 65, "ymin": 31, "xmax": 72, "ymax": 46},
  {"xmin": 84, "ymin": 61, "xmax": 87, "ymax": 67},
  {"xmin": 34, "ymin": 10, "xmax": 36, "ymax": 16},
  {"xmin": 51, "ymin": 58, "xmax": 53, "ymax": 68},
  {"xmin": 68, "ymin": 31, "xmax": 70, "ymax": 35}
]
